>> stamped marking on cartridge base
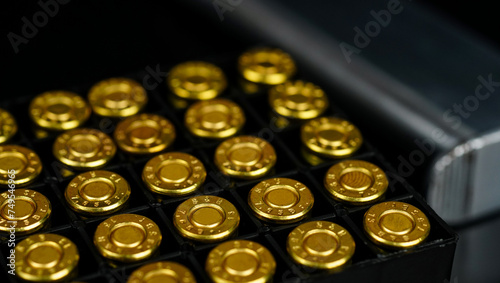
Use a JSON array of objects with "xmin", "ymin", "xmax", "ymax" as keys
[
  {"xmin": 301, "ymin": 117, "xmax": 362, "ymax": 158},
  {"xmin": 206, "ymin": 240, "xmax": 276, "ymax": 283},
  {"xmin": 364, "ymin": 201, "xmax": 430, "ymax": 249},
  {"xmin": 287, "ymin": 221, "xmax": 355, "ymax": 269},
  {"xmin": 325, "ymin": 160, "xmax": 388, "ymax": 205},
  {"xmin": 248, "ymin": 178, "xmax": 314, "ymax": 223},
  {"xmin": 174, "ymin": 195, "xmax": 239, "ymax": 243},
  {"xmin": 94, "ymin": 214, "xmax": 162, "ymax": 262}
]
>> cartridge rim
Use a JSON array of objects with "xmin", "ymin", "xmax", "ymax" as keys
[
  {"xmin": 16, "ymin": 233, "xmax": 79, "ymax": 282},
  {"xmin": 0, "ymin": 145, "xmax": 42, "ymax": 187},
  {"xmin": 363, "ymin": 201, "xmax": 431, "ymax": 249},
  {"xmin": 185, "ymin": 98, "xmax": 245, "ymax": 139},
  {"xmin": 0, "ymin": 189, "xmax": 51, "ymax": 234},
  {"xmin": 127, "ymin": 261, "xmax": 197, "ymax": 283},
  {"xmin": 214, "ymin": 135, "xmax": 276, "ymax": 179},
  {"xmin": 324, "ymin": 160, "xmax": 388, "ymax": 205},
  {"xmin": 88, "ymin": 77, "xmax": 148, "ymax": 117},
  {"xmin": 114, "ymin": 113, "xmax": 176, "ymax": 154},
  {"xmin": 206, "ymin": 239, "xmax": 276, "ymax": 283},
  {"xmin": 167, "ymin": 61, "xmax": 227, "ymax": 100},
  {"xmin": 0, "ymin": 108, "xmax": 18, "ymax": 144},
  {"xmin": 174, "ymin": 195, "xmax": 240, "ymax": 243},
  {"xmin": 143, "ymin": 152, "xmax": 206, "ymax": 196},
  {"xmin": 65, "ymin": 170, "xmax": 130, "ymax": 215},
  {"xmin": 29, "ymin": 90, "xmax": 91, "ymax": 131},
  {"xmin": 238, "ymin": 47, "xmax": 296, "ymax": 85},
  {"xmin": 94, "ymin": 213, "xmax": 162, "ymax": 262},
  {"xmin": 287, "ymin": 221, "xmax": 355, "ymax": 269},
  {"xmin": 301, "ymin": 117, "xmax": 362, "ymax": 158},
  {"xmin": 53, "ymin": 128, "xmax": 116, "ymax": 169},
  {"xmin": 248, "ymin": 178, "xmax": 314, "ymax": 223},
  {"xmin": 269, "ymin": 80, "xmax": 328, "ymax": 119}
]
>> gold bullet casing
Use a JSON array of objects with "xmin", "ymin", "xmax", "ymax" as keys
[
  {"xmin": 65, "ymin": 170, "xmax": 130, "ymax": 215},
  {"xmin": 94, "ymin": 214, "xmax": 162, "ymax": 262},
  {"xmin": 167, "ymin": 61, "xmax": 227, "ymax": 100},
  {"xmin": 269, "ymin": 81, "xmax": 328, "ymax": 119},
  {"xmin": 174, "ymin": 195, "xmax": 240, "ymax": 243},
  {"xmin": 363, "ymin": 201, "xmax": 431, "ymax": 249},
  {"xmin": 142, "ymin": 152, "xmax": 206, "ymax": 196},
  {"xmin": 324, "ymin": 160, "xmax": 388, "ymax": 205},
  {"xmin": 185, "ymin": 98, "xmax": 245, "ymax": 139},
  {"xmin": 0, "ymin": 108, "xmax": 17, "ymax": 144},
  {"xmin": 206, "ymin": 240, "xmax": 276, "ymax": 283},
  {"xmin": 214, "ymin": 135, "xmax": 277, "ymax": 179},
  {"xmin": 287, "ymin": 221, "xmax": 355, "ymax": 270},
  {"xmin": 0, "ymin": 189, "xmax": 51, "ymax": 235},
  {"xmin": 301, "ymin": 117, "xmax": 363, "ymax": 158},
  {"xmin": 248, "ymin": 178, "xmax": 314, "ymax": 223},
  {"xmin": 0, "ymin": 145, "xmax": 42, "ymax": 187},
  {"xmin": 29, "ymin": 91, "xmax": 91, "ymax": 131},
  {"xmin": 53, "ymin": 128, "xmax": 117, "ymax": 170},
  {"xmin": 114, "ymin": 114, "xmax": 176, "ymax": 154},
  {"xmin": 88, "ymin": 78, "xmax": 148, "ymax": 117},
  {"xmin": 16, "ymin": 233, "xmax": 80, "ymax": 282},
  {"xmin": 238, "ymin": 47, "xmax": 296, "ymax": 85},
  {"xmin": 127, "ymin": 261, "xmax": 197, "ymax": 283}
]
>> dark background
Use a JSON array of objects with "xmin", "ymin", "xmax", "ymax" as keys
[
  {"xmin": 2, "ymin": 1, "xmax": 499, "ymax": 282},
  {"xmin": 1, "ymin": 0, "xmax": 251, "ymax": 98},
  {"xmin": 2, "ymin": 0, "xmax": 499, "ymax": 98}
]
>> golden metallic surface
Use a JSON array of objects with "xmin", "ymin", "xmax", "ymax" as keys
[
  {"xmin": 127, "ymin": 261, "xmax": 197, "ymax": 283},
  {"xmin": 53, "ymin": 128, "xmax": 116, "ymax": 170},
  {"xmin": 238, "ymin": 47, "xmax": 296, "ymax": 85},
  {"xmin": 29, "ymin": 91, "xmax": 91, "ymax": 130},
  {"xmin": 94, "ymin": 214, "xmax": 162, "ymax": 262},
  {"xmin": 301, "ymin": 117, "xmax": 363, "ymax": 158},
  {"xmin": 214, "ymin": 136, "xmax": 276, "ymax": 179},
  {"xmin": 206, "ymin": 240, "xmax": 276, "ymax": 283},
  {"xmin": 300, "ymin": 146, "xmax": 326, "ymax": 166},
  {"xmin": 88, "ymin": 78, "xmax": 148, "ymax": 117},
  {"xmin": 324, "ymin": 160, "xmax": 388, "ymax": 205},
  {"xmin": 65, "ymin": 170, "xmax": 130, "ymax": 215},
  {"xmin": 185, "ymin": 98, "xmax": 245, "ymax": 139},
  {"xmin": 364, "ymin": 201, "xmax": 431, "ymax": 249},
  {"xmin": 287, "ymin": 221, "xmax": 355, "ymax": 269},
  {"xmin": 0, "ymin": 189, "xmax": 51, "ymax": 235},
  {"xmin": 142, "ymin": 152, "xmax": 206, "ymax": 196},
  {"xmin": 269, "ymin": 81, "xmax": 328, "ymax": 119},
  {"xmin": 0, "ymin": 108, "xmax": 17, "ymax": 144},
  {"xmin": 114, "ymin": 114, "xmax": 176, "ymax": 154},
  {"xmin": 0, "ymin": 145, "xmax": 42, "ymax": 187},
  {"xmin": 248, "ymin": 178, "xmax": 314, "ymax": 223},
  {"xmin": 167, "ymin": 61, "xmax": 227, "ymax": 100},
  {"xmin": 174, "ymin": 195, "xmax": 239, "ymax": 243},
  {"xmin": 16, "ymin": 233, "xmax": 79, "ymax": 282}
]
